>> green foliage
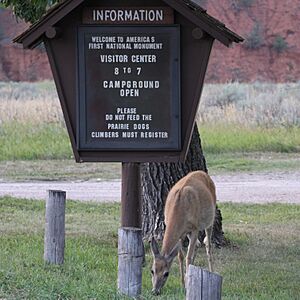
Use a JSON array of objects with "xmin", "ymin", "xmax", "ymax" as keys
[
  {"xmin": 272, "ymin": 35, "xmax": 288, "ymax": 53},
  {"xmin": 0, "ymin": 0, "xmax": 59, "ymax": 23},
  {"xmin": 244, "ymin": 23, "xmax": 264, "ymax": 49}
]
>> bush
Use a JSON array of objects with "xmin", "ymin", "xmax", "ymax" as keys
[
  {"xmin": 0, "ymin": 24, "xmax": 4, "ymax": 40},
  {"xmin": 232, "ymin": 0, "xmax": 254, "ymax": 11},
  {"xmin": 244, "ymin": 23, "xmax": 264, "ymax": 50},
  {"xmin": 272, "ymin": 35, "xmax": 288, "ymax": 53}
]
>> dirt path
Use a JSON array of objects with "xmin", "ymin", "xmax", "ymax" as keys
[{"xmin": 0, "ymin": 172, "xmax": 299, "ymax": 203}]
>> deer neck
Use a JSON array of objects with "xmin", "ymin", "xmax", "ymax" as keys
[{"xmin": 161, "ymin": 225, "xmax": 182, "ymax": 256}]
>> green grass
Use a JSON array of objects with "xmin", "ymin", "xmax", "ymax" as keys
[
  {"xmin": 1, "ymin": 197, "xmax": 299, "ymax": 299},
  {"xmin": 0, "ymin": 122, "xmax": 72, "ymax": 161},
  {"xmin": 218, "ymin": 203, "xmax": 300, "ymax": 300},
  {"xmin": 0, "ymin": 121, "xmax": 299, "ymax": 164},
  {"xmin": 205, "ymin": 152, "xmax": 300, "ymax": 174},
  {"xmin": 199, "ymin": 124, "xmax": 300, "ymax": 154}
]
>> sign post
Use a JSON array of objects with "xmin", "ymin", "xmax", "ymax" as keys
[{"xmin": 121, "ymin": 162, "xmax": 141, "ymax": 228}]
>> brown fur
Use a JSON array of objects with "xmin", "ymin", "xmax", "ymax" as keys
[{"xmin": 150, "ymin": 171, "xmax": 216, "ymax": 295}]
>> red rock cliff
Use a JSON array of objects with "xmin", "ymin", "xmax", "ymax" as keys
[
  {"xmin": 0, "ymin": 9, "xmax": 51, "ymax": 81},
  {"xmin": 0, "ymin": 1, "xmax": 299, "ymax": 82}
]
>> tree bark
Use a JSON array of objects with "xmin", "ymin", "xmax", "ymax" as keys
[{"xmin": 141, "ymin": 124, "xmax": 225, "ymax": 247}]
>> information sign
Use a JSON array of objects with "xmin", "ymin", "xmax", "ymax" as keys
[{"xmin": 77, "ymin": 25, "xmax": 181, "ymax": 151}]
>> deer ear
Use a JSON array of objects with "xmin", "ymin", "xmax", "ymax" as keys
[
  {"xmin": 166, "ymin": 241, "xmax": 181, "ymax": 263},
  {"xmin": 150, "ymin": 237, "xmax": 160, "ymax": 258}
]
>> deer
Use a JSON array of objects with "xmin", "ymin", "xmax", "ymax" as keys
[{"xmin": 150, "ymin": 170, "xmax": 216, "ymax": 295}]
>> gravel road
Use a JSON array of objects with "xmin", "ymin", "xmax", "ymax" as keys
[{"xmin": 0, "ymin": 172, "xmax": 299, "ymax": 204}]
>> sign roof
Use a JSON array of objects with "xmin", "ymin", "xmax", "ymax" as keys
[{"xmin": 14, "ymin": 0, "xmax": 243, "ymax": 48}]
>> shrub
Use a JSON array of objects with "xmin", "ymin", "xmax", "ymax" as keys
[
  {"xmin": 232, "ymin": 0, "xmax": 254, "ymax": 11},
  {"xmin": 272, "ymin": 35, "xmax": 288, "ymax": 53},
  {"xmin": 244, "ymin": 23, "xmax": 264, "ymax": 50},
  {"xmin": 198, "ymin": 82, "xmax": 300, "ymax": 127},
  {"xmin": 0, "ymin": 24, "xmax": 4, "ymax": 40}
]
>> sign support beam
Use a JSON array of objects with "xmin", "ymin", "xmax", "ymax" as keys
[{"xmin": 121, "ymin": 162, "xmax": 142, "ymax": 228}]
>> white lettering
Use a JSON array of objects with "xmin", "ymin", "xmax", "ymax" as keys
[
  {"xmin": 100, "ymin": 55, "xmax": 128, "ymax": 63},
  {"xmin": 131, "ymin": 55, "xmax": 156, "ymax": 63},
  {"xmin": 116, "ymin": 108, "xmax": 137, "ymax": 114},
  {"xmin": 91, "ymin": 131, "xmax": 119, "ymax": 138},
  {"xmin": 92, "ymin": 9, "xmax": 165, "ymax": 22},
  {"xmin": 102, "ymin": 81, "xmax": 160, "ymax": 89}
]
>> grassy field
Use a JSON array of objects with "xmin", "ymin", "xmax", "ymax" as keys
[
  {"xmin": 0, "ymin": 121, "xmax": 299, "ymax": 161},
  {"xmin": 0, "ymin": 81, "xmax": 299, "ymax": 163},
  {"xmin": 200, "ymin": 125, "xmax": 300, "ymax": 154},
  {"xmin": 0, "ymin": 197, "xmax": 299, "ymax": 299},
  {"xmin": 205, "ymin": 152, "xmax": 300, "ymax": 174},
  {"xmin": 0, "ymin": 122, "xmax": 71, "ymax": 161},
  {"xmin": 0, "ymin": 152, "xmax": 300, "ymax": 181},
  {"xmin": 0, "ymin": 82, "xmax": 299, "ymax": 299}
]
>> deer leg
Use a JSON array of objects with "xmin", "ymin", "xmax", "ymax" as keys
[
  {"xmin": 187, "ymin": 233, "xmax": 200, "ymax": 263},
  {"xmin": 204, "ymin": 227, "xmax": 213, "ymax": 272},
  {"xmin": 186, "ymin": 231, "xmax": 198, "ymax": 273},
  {"xmin": 177, "ymin": 242, "xmax": 185, "ymax": 288}
]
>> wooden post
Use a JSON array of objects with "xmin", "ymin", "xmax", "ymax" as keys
[
  {"xmin": 121, "ymin": 162, "xmax": 141, "ymax": 228},
  {"xmin": 186, "ymin": 265, "xmax": 222, "ymax": 300},
  {"xmin": 118, "ymin": 163, "xmax": 143, "ymax": 297},
  {"xmin": 44, "ymin": 190, "xmax": 66, "ymax": 264},
  {"xmin": 118, "ymin": 227, "xmax": 143, "ymax": 297}
]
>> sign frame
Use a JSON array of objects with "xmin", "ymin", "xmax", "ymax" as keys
[{"xmin": 14, "ymin": 0, "xmax": 243, "ymax": 162}]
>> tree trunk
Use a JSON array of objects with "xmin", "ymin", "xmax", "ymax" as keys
[{"xmin": 141, "ymin": 124, "xmax": 225, "ymax": 248}]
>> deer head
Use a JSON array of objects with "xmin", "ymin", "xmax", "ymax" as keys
[{"xmin": 150, "ymin": 237, "xmax": 180, "ymax": 295}]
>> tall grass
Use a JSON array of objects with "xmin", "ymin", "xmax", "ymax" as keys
[
  {"xmin": 0, "ymin": 122, "xmax": 71, "ymax": 160},
  {"xmin": 0, "ymin": 81, "xmax": 71, "ymax": 160},
  {"xmin": 199, "ymin": 124, "xmax": 300, "ymax": 153},
  {"xmin": 198, "ymin": 82, "xmax": 300, "ymax": 127},
  {"xmin": 198, "ymin": 82, "xmax": 300, "ymax": 154},
  {"xmin": 0, "ymin": 81, "xmax": 299, "ymax": 160},
  {"xmin": 0, "ymin": 81, "xmax": 62, "ymax": 124}
]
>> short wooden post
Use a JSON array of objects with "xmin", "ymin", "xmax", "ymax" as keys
[
  {"xmin": 118, "ymin": 227, "xmax": 143, "ymax": 298},
  {"xmin": 186, "ymin": 265, "xmax": 222, "ymax": 300},
  {"xmin": 44, "ymin": 190, "xmax": 66, "ymax": 264}
]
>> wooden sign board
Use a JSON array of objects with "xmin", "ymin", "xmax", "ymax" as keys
[
  {"xmin": 77, "ymin": 9, "xmax": 180, "ymax": 151},
  {"xmin": 15, "ymin": 0, "xmax": 243, "ymax": 162}
]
